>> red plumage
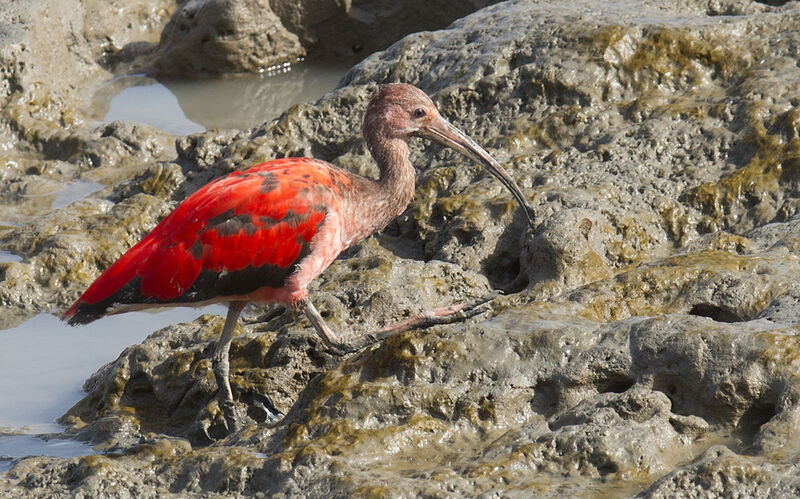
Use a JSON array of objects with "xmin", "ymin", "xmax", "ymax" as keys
[{"xmin": 63, "ymin": 158, "xmax": 350, "ymax": 324}]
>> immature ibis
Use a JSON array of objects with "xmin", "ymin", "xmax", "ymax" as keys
[{"xmin": 62, "ymin": 83, "xmax": 534, "ymax": 431}]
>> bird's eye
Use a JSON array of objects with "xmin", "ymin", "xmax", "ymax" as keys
[{"xmin": 412, "ymin": 108, "xmax": 426, "ymax": 119}]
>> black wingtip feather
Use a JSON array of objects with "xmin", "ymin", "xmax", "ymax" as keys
[{"xmin": 62, "ymin": 303, "xmax": 107, "ymax": 326}]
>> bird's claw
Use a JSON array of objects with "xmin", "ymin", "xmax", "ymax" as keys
[
  {"xmin": 323, "ymin": 336, "xmax": 379, "ymax": 356},
  {"xmin": 457, "ymin": 292, "xmax": 499, "ymax": 317},
  {"xmin": 220, "ymin": 399, "xmax": 244, "ymax": 434},
  {"xmin": 324, "ymin": 342, "xmax": 353, "ymax": 356}
]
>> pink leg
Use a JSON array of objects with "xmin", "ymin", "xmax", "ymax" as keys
[
  {"xmin": 303, "ymin": 293, "xmax": 498, "ymax": 355},
  {"xmin": 212, "ymin": 301, "xmax": 246, "ymax": 432},
  {"xmin": 301, "ymin": 298, "xmax": 343, "ymax": 349}
]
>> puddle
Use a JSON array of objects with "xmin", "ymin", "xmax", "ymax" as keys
[
  {"xmin": 90, "ymin": 61, "xmax": 350, "ymax": 135},
  {"xmin": 13, "ymin": 178, "xmax": 105, "ymax": 215},
  {"xmin": 0, "ymin": 305, "xmax": 225, "ymax": 434},
  {"xmin": 51, "ymin": 179, "xmax": 105, "ymax": 210},
  {"xmin": 97, "ymin": 79, "xmax": 205, "ymax": 136},
  {"xmin": 0, "ymin": 250, "xmax": 22, "ymax": 263},
  {"xmin": 0, "ymin": 435, "xmax": 94, "ymax": 473}
]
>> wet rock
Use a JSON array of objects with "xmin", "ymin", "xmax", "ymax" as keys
[
  {"xmin": 0, "ymin": 191, "xmax": 175, "ymax": 327},
  {"xmin": 0, "ymin": 0, "xmax": 106, "ymax": 153},
  {"xmin": 58, "ymin": 314, "xmax": 273, "ymax": 447},
  {"xmin": 561, "ymin": 219, "xmax": 800, "ymax": 323},
  {"xmin": 520, "ymin": 208, "xmax": 614, "ymax": 297},
  {"xmin": 12, "ymin": 303, "xmax": 800, "ymax": 496},
  {"xmin": 85, "ymin": 0, "xmax": 177, "ymax": 69},
  {"xmin": 151, "ymin": 0, "xmax": 306, "ymax": 76},
  {"xmin": 270, "ymin": 0, "xmax": 500, "ymax": 59},
  {"xmin": 640, "ymin": 445, "xmax": 800, "ymax": 498}
]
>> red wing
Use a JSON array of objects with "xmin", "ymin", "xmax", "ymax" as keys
[{"xmin": 63, "ymin": 159, "xmax": 347, "ymax": 324}]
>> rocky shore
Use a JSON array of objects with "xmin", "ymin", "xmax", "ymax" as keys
[{"xmin": 3, "ymin": 0, "xmax": 800, "ymax": 496}]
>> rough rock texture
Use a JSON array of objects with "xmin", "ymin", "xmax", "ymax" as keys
[
  {"xmin": 107, "ymin": 0, "xmax": 502, "ymax": 74},
  {"xmin": 3, "ymin": 0, "xmax": 800, "ymax": 497},
  {"xmin": 151, "ymin": 0, "xmax": 306, "ymax": 76},
  {"xmin": 269, "ymin": 0, "xmax": 500, "ymax": 59}
]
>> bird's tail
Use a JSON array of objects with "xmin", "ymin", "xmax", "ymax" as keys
[{"xmin": 61, "ymin": 300, "xmax": 107, "ymax": 326}]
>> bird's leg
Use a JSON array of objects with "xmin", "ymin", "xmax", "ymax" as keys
[
  {"xmin": 212, "ymin": 300, "xmax": 247, "ymax": 433},
  {"xmin": 304, "ymin": 293, "xmax": 497, "ymax": 355},
  {"xmin": 371, "ymin": 292, "xmax": 497, "ymax": 336},
  {"xmin": 349, "ymin": 292, "xmax": 498, "ymax": 352},
  {"xmin": 302, "ymin": 298, "xmax": 346, "ymax": 352}
]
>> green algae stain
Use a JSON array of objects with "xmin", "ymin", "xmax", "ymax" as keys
[
  {"xmin": 574, "ymin": 250, "xmax": 779, "ymax": 322},
  {"xmin": 277, "ymin": 333, "xmax": 488, "ymax": 468},
  {"xmin": 231, "ymin": 331, "xmax": 278, "ymax": 367},
  {"xmin": 435, "ymin": 193, "xmax": 490, "ymax": 223},
  {"xmin": 283, "ymin": 412, "xmax": 451, "ymax": 464},
  {"xmin": 581, "ymin": 24, "xmax": 759, "ymax": 126},
  {"xmin": 77, "ymin": 454, "xmax": 115, "ymax": 472},
  {"xmin": 754, "ymin": 331, "xmax": 800, "ymax": 375},
  {"xmin": 158, "ymin": 349, "xmax": 198, "ymax": 379},
  {"xmin": 584, "ymin": 25, "xmax": 800, "ymax": 233},
  {"xmin": 589, "ymin": 25, "xmax": 753, "ymax": 91},
  {"xmin": 502, "ymin": 106, "xmax": 588, "ymax": 155},
  {"xmin": 139, "ymin": 163, "xmax": 185, "ymax": 198},
  {"xmin": 350, "ymin": 485, "xmax": 393, "ymax": 499},
  {"xmin": 687, "ymin": 111, "xmax": 800, "ymax": 230},
  {"xmin": 624, "ymin": 29, "xmax": 736, "ymax": 82},
  {"xmin": 133, "ymin": 437, "xmax": 193, "ymax": 460}
]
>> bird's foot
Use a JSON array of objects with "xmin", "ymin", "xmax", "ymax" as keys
[
  {"xmin": 212, "ymin": 356, "xmax": 244, "ymax": 434},
  {"xmin": 219, "ymin": 398, "xmax": 245, "ymax": 434},
  {"xmin": 323, "ymin": 340, "xmax": 357, "ymax": 356},
  {"xmin": 325, "ymin": 292, "xmax": 499, "ymax": 356}
]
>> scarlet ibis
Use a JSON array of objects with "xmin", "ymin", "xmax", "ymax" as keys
[{"xmin": 62, "ymin": 83, "xmax": 533, "ymax": 431}]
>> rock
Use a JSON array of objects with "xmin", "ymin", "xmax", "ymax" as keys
[
  {"xmin": 639, "ymin": 445, "xmax": 800, "ymax": 498},
  {"xmin": 0, "ymin": 0, "xmax": 106, "ymax": 153},
  {"xmin": 151, "ymin": 0, "xmax": 306, "ymax": 76},
  {"xmin": 103, "ymin": 0, "xmax": 502, "ymax": 74},
  {"xmin": 270, "ymin": 0, "xmax": 501, "ymax": 59},
  {"xmin": 520, "ymin": 208, "xmax": 614, "ymax": 297}
]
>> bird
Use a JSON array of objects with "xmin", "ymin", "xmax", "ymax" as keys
[{"xmin": 62, "ymin": 83, "xmax": 534, "ymax": 431}]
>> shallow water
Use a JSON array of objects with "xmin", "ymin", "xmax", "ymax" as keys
[
  {"xmin": 0, "ymin": 435, "xmax": 94, "ymax": 473},
  {"xmin": 52, "ymin": 179, "xmax": 105, "ymax": 210},
  {"xmin": 0, "ymin": 250, "xmax": 22, "ymax": 263},
  {"xmin": 91, "ymin": 61, "xmax": 349, "ymax": 135},
  {"xmin": 0, "ymin": 305, "xmax": 225, "ymax": 470}
]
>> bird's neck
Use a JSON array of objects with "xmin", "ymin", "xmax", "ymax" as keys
[
  {"xmin": 336, "ymin": 135, "xmax": 415, "ymax": 249},
  {"xmin": 367, "ymin": 134, "xmax": 417, "ymax": 221}
]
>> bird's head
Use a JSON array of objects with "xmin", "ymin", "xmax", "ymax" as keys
[
  {"xmin": 364, "ymin": 83, "xmax": 534, "ymax": 226},
  {"xmin": 363, "ymin": 83, "xmax": 443, "ymax": 142}
]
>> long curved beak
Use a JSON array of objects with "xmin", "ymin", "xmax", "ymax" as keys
[{"xmin": 419, "ymin": 118, "xmax": 535, "ymax": 227}]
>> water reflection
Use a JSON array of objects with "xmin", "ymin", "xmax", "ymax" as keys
[
  {"xmin": 52, "ymin": 179, "xmax": 104, "ymax": 210},
  {"xmin": 0, "ymin": 435, "xmax": 94, "ymax": 473},
  {"xmin": 88, "ymin": 75, "xmax": 203, "ymax": 136},
  {"xmin": 90, "ymin": 62, "xmax": 349, "ymax": 135}
]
